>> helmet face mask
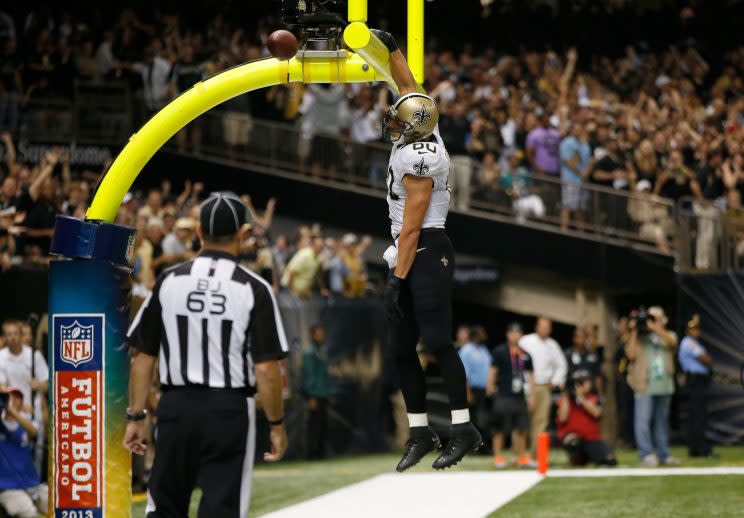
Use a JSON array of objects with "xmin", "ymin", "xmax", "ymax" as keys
[
  {"xmin": 382, "ymin": 111, "xmax": 413, "ymax": 143},
  {"xmin": 382, "ymin": 93, "xmax": 439, "ymax": 144}
]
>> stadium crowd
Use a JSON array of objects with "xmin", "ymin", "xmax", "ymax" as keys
[
  {"xmin": 0, "ymin": 4, "xmax": 730, "ymax": 511},
  {"xmin": 2, "ymin": 6, "xmax": 744, "ymax": 253}
]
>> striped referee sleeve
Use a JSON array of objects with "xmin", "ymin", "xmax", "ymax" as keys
[{"xmin": 248, "ymin": 281, "xmax": 288, "ymax": 363}]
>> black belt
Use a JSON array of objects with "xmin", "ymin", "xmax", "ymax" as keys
[
  {"xmin": 161, "ymin": 384, "xmax": 254, "ymax": 396},
  {"xmin": 393, "ymin": 227, "xmax": 444, "ymax": 241}
]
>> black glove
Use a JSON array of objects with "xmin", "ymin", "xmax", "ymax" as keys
[
  {"xmin": 371, "ymin": 29, "xmax": 398, "ymax": 53},
  {"xmin": 384, "ymin": 274, "xmax": 405, "ymax": 322}
]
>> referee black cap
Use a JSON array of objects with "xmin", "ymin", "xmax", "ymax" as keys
[{"xmin": 199, "ymin": 191, "xmax": 249, "ymax": 239}]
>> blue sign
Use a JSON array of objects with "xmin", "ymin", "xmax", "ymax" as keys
[{"xmin": 52, "ymin": 315, "xmax": 105, "ymax": 372}]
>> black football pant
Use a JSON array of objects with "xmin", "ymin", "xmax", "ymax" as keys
[
  {"xmin": 390, "ymin": 229, "xmax": 468, "ymax": 415},
  {"xmin": 686, "ymin": 374, "xmax": 712, "ymax": 456},
  {"xmin": 147, "ymin": 386, "xmax": 256, "ymax": 518}
]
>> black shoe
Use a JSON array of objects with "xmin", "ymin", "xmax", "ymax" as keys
[
  {"xmin": 396, "ymin": 426, "xmax": 441, "ymax": 472},
  {"xmin": 432, "ymin": 422, "xmax": 482, "ymax": 470}
]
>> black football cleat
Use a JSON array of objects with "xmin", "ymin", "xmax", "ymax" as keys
[
  {"xmin": 432, "ymin": 422, "xmax": 482, "ymax": 470},
  {"xmin": 396, "ymin": 427, "xmax": 441, "ymax": 472}
]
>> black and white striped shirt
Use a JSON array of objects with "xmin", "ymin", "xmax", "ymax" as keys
[{"xmin": 127, "ymin": 250, "xmax": 288, "ymax": 395}]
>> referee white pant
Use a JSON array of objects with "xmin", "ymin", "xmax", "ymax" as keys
[{"xmin": 146, "ymin": 387, "xmax": 256, "ymax": 517}]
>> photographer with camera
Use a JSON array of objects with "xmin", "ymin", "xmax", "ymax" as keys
[
  {"xmin": 556, "ymin": 370, "xmax": 616, "ymax": 467},
  {"xmin": 626, "ymin": 306, "xmax": 680, "ymax": 467},
  {"xmin": 0, "ymin": 387, "xmax": 47, "ymax": 517}
]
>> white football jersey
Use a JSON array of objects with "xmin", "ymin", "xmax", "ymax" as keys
[{"xmin": 386, "ymin": 127, "xmax": 451, "ymax": 238}]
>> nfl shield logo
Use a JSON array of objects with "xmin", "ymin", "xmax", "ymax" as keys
[{"xmin": 61, "ymin": 321, "xmax": 94, "ymax": 367}]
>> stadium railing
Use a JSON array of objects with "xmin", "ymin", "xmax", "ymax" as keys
[
  {"xmin": 13, "ymin": 81, "xmax": 133, "ymax": 144},
  {"xmin": 184, "ymin": 112, "xmax": 677, "ymax": 253},
  {"xmin": 676, "ymin": 196, "xmax": 744, "ymax": 273}
]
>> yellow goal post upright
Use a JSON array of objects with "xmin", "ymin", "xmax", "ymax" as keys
[{"xmin": 48, "ymin": 2, "xmax": 426, "ymax": 517}]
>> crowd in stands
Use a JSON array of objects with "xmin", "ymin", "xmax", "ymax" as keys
[
  {"xmin": 0, "ymin": 132, "xmax": 372, "ymax": 298},
  {"xmin": 2, "ymin": 6, "xmax": 744, "ymax": 254},
  {"xmin": 119, "ymin": 185, "xmax": 373, "ymax": 301}
]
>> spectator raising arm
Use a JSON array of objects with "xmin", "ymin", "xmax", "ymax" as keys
[
  {"xmin": 61, "ymin": 151, "xmax": 72, "ymax": 195},
  {"xmin": 174, "ymin": 179, "xmax": 192, "ymax": 211},
  {"xmin": 0, "ymin": 132, "xmax": 19, "ymax": 175},
  {"xmin": 29, "ymin": 148, "xmax": 60, "ymax": 201}
]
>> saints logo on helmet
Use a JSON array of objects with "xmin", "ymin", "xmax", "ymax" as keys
[
  {"xmin": 382, "ymin": 93, "xmax": 439, "ymax": 143},
  {"xmin": 412, "ymin": 106, "xmax": 432, "ymax": 126}
]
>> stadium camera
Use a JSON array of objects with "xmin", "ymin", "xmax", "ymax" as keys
[
  {"xmin": 277, "ymin": 0, "xmax": 348, "ymax": 50},
  {"xmin": 630, "ymin": 306, "xmax": 653, "ymax": 335}
]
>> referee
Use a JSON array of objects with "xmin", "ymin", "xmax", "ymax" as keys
[{"xmin": 123, "ymin": 191, "xmax": 288, "ymax": 518}]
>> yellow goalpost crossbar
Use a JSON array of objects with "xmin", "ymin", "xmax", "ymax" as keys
[{"xmin": 85, "ymin": 0, "xmax": 425, "ymax": 223}]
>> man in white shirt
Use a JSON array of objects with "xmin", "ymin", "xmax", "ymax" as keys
[
  {"xmin": 132, "ymin": 48, "xmax": 172, "ymax": 112},
  {"xmin": 518, "ymin": 317, "xmax": 567, "ymax": 450},
  {"xmin": 0, "ymin": 321, "xmax": 48, "ymax": 422}
]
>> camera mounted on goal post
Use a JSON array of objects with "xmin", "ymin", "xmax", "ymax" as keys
[{"xmin": 279, "ymin": 0, "xmax": 348, "ymax": 52}]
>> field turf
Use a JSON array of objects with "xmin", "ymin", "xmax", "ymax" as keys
[{"xmin": 132, "ymin": 446, "xmax": 744, "ymax": 517}]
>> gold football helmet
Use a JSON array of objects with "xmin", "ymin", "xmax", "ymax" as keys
[{"xmin": 382, "ymin": 93, "xmax": 439, "ymax": 143}]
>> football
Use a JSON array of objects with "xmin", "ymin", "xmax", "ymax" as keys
[{"xmin": 267, "ymin": 30, "xmax": 298, "ymax": 61}]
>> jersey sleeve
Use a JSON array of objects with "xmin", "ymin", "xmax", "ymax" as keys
[
  {"xmin": 126, "ymin": 276, "xmax": 165, "ymax": 357},
  {"xmin": 394, "ymin": 142, "xmax": 443, "ymax": 180},
  {"xmin": 249, "ymin": 281, "xmax": 289, "ymax": 363}
]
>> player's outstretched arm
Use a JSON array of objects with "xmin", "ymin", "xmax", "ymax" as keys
[
  {"xmin": 395, "ymin": 175, "xmax": 433, "ymax": 279},
  {"xmin": 390, "ymin": 50, "xmax": 418, "ymax": 95},
  {"xmin": 371, "ymin": 29, "xmax": 419, "ymax": 95}
]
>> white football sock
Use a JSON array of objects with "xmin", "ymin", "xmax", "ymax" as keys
[
  {"xmin": 451, "ymin": 409, "xmax": 470, "ymax": 425},
  {"xmin": 407, "ymin": 413, "xmax": 428, "ymax": 428}
]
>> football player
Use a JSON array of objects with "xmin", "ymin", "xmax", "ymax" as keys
[{"xmin": 375, "ymin": 30, "xmax": 482, "ymax": 471}]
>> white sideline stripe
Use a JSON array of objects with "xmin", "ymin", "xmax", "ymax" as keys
[
  {"xmin": 260, "ymin": 472, "xmax": 542, "ymax": 518},
  {"xmin": 548, "ymin": 466, "xmax": 744, "ymax": 477}
]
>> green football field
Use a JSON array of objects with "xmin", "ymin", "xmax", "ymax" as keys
[{"xmin": 132, "ymin": 446, "xmax": 744, "ymax": 517}]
